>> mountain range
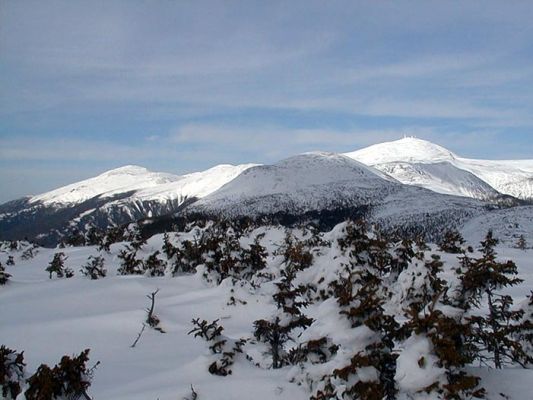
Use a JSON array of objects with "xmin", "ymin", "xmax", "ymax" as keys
[{"xmin": 1, "ymin": 137, "xmax": 531, "ymax": 245}]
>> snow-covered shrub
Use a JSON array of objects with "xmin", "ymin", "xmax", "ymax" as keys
[
  {"xmin": 515, "ymin": 234, "xmax": 527, "ymax": 250},
  {"xmin": 456, "ymin": 231, "xmax": 529, "ymax": 368},
  {"xmin": 517, "ymin": 291, "xmax": 533, "ymax": 364},
  {"xmin": 188, "ymin": 319, "xmax": 246, "ymax": 376},
  {"xmin": 0, "ymin": 262, "xmax": 11, "ymax": 285},
  {"xmin": 80, "ymin": 255, "xmax": 107, "ymax": 279},
  {"xmin": 0, "ymin": 345, "xmax": 25, "ymax": 400},
  {"xmin": 312, "ymin": 270, "xmax": 398, "ymax": 400},
  {"xmin": 162, "ymin": 232, "xmax": 178, "ymax": 259},
  {"xmin": 253, "ymin": 265, "xmax": 313, "ymax": 369},
  {"xmin": 239, "ymin": 234, "xmax": 268, "ymax": 280},
  {"xmin": 97, "ymin": 226, "xmax": 124, "ymax": 252},
  {"xmin": 125, "ymin": 223, "xmax": 146, "ymax": 251},
  {"xmin": 21, "ymin": 244, "xmax": 38, "ymax": 260},
  {"xmin": 25, "ymin": 349, "xmax": 98, "ymax": 400},
  {"xmin": 438, "ymin": 230, "xmax": 466, "ymax": 254},
  {"xmin": 117, "ymin": 245, "xmax": 145, "ymax": 275},
  {"xmin": 144, "ymin": 251, "xmax": 166, "ymax": 277},
  {"xmin": 45, "ymin": 252, "xmax": 73, "ymax": 279}
]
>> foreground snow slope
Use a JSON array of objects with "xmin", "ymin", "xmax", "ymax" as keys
[
  {"xmin": 346, "ymin": 137, "xmax": 533, "ymax": 200},
  {"xmin": 1, "ymin": 227, "xmax": 532, "ymax": 400},
  {"xmin": 0, "ymin": 238, "xmax": 307, "ymax": 400}
]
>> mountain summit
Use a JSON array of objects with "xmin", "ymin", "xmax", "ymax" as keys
[
  {"xmin": 346, "ymin": 137, "xmax": 533, "ymax": 200},
  {"xmin": 345, "ymin": 137, "xmax": 456, "ymax": 164}
]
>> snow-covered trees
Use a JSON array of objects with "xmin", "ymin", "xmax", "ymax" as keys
[
  {"xmin": 457, "ymin": 231, "xmax": 529, "ymax": 368},
  {"xmin": 316, "ymin": 271, "xmax": 398, "ymax": 400},
  {"xmin": 144, "ymin": 251, "xmax": 166, "ymax": 277},
  {"xmin": 254, "ymin": 265, "xmax": 313, "ymax": 369},
  {"xmin": 188, "ymin": 319, "xmax": 246, "ymax": 376},
  {"xmin": 117, "ymin": 245, "xmax": 145, "ymax": 275},
  {"xmin": 80, "ymin": 255, "xmax": 107, "ymax": 279},
  {"xmin": 45, "ymin": 252, "xmax": 73, "ymax": 279},
  {"xmin": 0, "ymin": 345, "xmax": 25, "ymax": 400},
  {"xmin": 25, "ymin": 349, "xmax": 97, "ymax": 400},
  {"xmin": 0, "ymin": 262, "xmax": 11, "ymax": 285},
  {"xmin": 515, "ymin": 234, "xmax": 527, "ymax": 250},
  {"xmin": 439, "ymin": 230, "xmax": 466, "ymax": 254}
]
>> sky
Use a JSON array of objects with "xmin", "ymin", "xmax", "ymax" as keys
[{"xmin": 1, "ymin": 0, "xmax": 533, "ymax": 203}]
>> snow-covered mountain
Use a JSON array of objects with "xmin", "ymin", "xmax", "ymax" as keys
[
  {"xmin": 1, "ymin": 137, "xmax": 531, "ymax": 245},
  {"xmin": 346, "ymin": 137, "xmax": 533, "ymax": 200},
  {"xmin": 189, "ymin": 152, "xmax": 400, "ymax": 216},
  {"xmin": 187, "ymin": 152, "xmax": 483, "ymax": 240},
  {"xmin": 29, "ymin": 164, "xmax": 255, "ymax": 206},
  {"xmin": 0, "ymin": 163, "xmax": 255, "ymax": 244}
]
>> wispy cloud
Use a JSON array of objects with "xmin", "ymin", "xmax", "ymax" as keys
[{"xmin": 1, "ymin": 1, "xmax": 533, "ymax": 201}]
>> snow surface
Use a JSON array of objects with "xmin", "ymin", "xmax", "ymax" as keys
[
  {"xmin": 1, "ymin": 225, "xmax": 532, "ymax": 400},
  {"xmin": 346, "ymin": 137, "xmax": 533, "ymax": 200},
  {"xmin": 461, "ymin": 205, "xmax": 533, "ymax": 247},
  {"xmin": 374, "ymin": 161, "xmax": 501, "ymax": 199}
]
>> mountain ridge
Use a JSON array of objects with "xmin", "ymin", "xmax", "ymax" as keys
[{"xmin": 1, "ymin": 137, "xmax": 531, "ymax": 245}]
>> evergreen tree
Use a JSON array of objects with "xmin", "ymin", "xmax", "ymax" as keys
[
  {"xmin": 45, "ymin": 252, "xmax": 73, "ymax": 279},
  {"xmin": 188, "ymin": 319, "xmax": 246, "ymax": 376},
  {"xmin": 439, "ymin": 230, "xmax": 466, "ymax": 254},
  {"xmin": 458, "ymin": 231, "xmax": 528, "ymax": 368},
  {"xmin": 117, "ymin": 246, "xmax": 145, "ymax": 275},
  {"xmin": 144, "ymin": 251, "xmax": 166, "ymax": 277},
  {"xmin": 390, "ymin": 238, "xmax": 418, "ymax": 281},
  {"xmin": 0, "ymin": 262, "xmax": 11, "ymax": 285},
  {"xmin": 254, "ymin": 267, "xmax": 313, "ymax": 369},
  {"xmin": 25, "ymin": 349, "xmax": 97, "ymax": 400},
  {"xmin": 85, "ymin": 226, "xmax": 104, "ymax": 246},
  {"xmin": 127, "ymin": 223, "xmax": 146, "ymax": 251},
  {"xmin": 515, "ymin": 234, "xmax": 527, "ymax": 250},
  {"xmin": 80, "ymin": 255, "xmax": 107, "ymax": 279},
  {"xmin": 517, "ymin": 291, "xmax": 533, "ymax": 364},
  {"xmin": 162, "ymin": 232, "xmax": 177, "ymax": 259},
  {"xmin": 240, "ymin": 234, "xmax": 268, "ymax": 279},
  {"xmin": 328, "ymin": 270, "xmax": 399, "ymax": 400},
  {"xmin": 0, "ymin": 345, "xmax": 25, "ymax": 400},
  {"xmin": 401, "ymin": 304, "xmax": 484, "ymax": 399}
]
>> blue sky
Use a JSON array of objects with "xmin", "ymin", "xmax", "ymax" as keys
[{"xmin": 1, "ymin": 0, "xmax": 533, "ymax": 202}]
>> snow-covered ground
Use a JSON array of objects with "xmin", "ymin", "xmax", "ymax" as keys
[{"xmin": 1, "ymin": 224, "xmax": 532, "ymax": 400}]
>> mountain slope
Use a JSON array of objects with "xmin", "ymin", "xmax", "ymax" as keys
[
  {"xmin": 374, "ymin": 161, "xmax": 501, "ymax": 199},
  {"xmin": 188, "ymin": 152, "xmax": 400, "ymax": 217},
  {"xmin": 0, "ymin": 163, "xmax": 255, "ymax": 244},
  {"xmin": 187, "ymin": 152, "xmax": 484, "ymax": 240},
  {"xmin": 346, "ymin": 137, "xmax": 533, "ymax": 200}
]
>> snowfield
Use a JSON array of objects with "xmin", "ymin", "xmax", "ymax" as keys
[{"xmin": 1, "ymin": 223, "xmax": 532, "ymax": 400}]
